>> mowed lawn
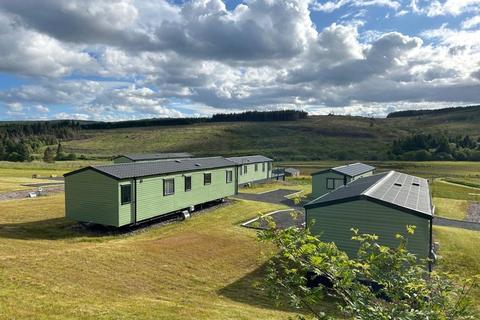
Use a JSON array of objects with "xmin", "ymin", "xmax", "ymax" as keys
[
  {"xmin": 433, "ymin": 197, "xmax": 469, "ymax": 220},
  {"xmin": 0, "ymin": 194, "xmax": 333, "ymax": 320}
]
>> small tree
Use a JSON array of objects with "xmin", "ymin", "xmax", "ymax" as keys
[
  {"xmin": 43, "ymin": 147, "xmax": 55, "ymax": 163},
  {"xmin": 55, "ymin": 143, "xmax": 65, "ymax": 160},
  {"xmin": 259, "ymin": 222, "xmax": 479, "ymax": 320}
]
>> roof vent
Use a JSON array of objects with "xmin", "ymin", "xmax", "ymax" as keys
[
  {"xmin": 412, "ymin": 182, "xmax": 420, "ymax": 186},
  {"xmin": 195, "ymin": 163, "xmax": 201, "ymax": 167},
  {"xmin": 394, "ymin": 183, "xmax": 402, "ymax": 187},
  {"xmin": 175, "ymin": 160, "xmax": 182, "ymax": 163}
]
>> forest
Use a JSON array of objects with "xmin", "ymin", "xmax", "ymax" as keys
[{"xmin": 390, "ymin": 132, "xmax": 480, "ymax": 161}]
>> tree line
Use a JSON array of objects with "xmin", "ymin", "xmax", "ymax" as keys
[
  {"xmin": 387, "ymin": 105, "xmax": 480, "ymax": 118},
  {"xmin": 390, "ymin": 132, "xmax": 480, "ymax": 161},
  {"xmin": 0, "ymin": 121, "xmax": 80, "ymax": 162}
]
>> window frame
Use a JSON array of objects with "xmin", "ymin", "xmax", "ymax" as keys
[
  {"xmin": 163, "ymin": 178, "xmax": 175, "ymax": 196},
  {"xmin": 120, "ymin": 184, "xmax": 132, "ymax": 205},
  {"xmin": 254, "ymin": 163, "xmax": 258, "ymax": 172},
  {"xmin": 226, "ymin": 170, "xmax": 233, "ymax": 183},
  {"xmin": 204, "ymin": 173, "xmax": 212, "ymax": 185},
  {"xmin": 262, "ymin": 162, "xmax": 265, "ymax": 172},
  {"xmin": 184, "ymin": 176, "xmax": 192, "ymax": 192},
  {"xmin": 244, "ymin": 165, "xmax": 248, "ymax": 174},
  {"xmin": 326, "ymin": 178, "xmax": 336, "ymax": 190}
]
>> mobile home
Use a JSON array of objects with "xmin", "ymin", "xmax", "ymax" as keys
[
  {"xmin": 305, "ymin": 171, "xmax": 434, "ymax": 262},
  {"xmin": 227, "ymin": 155, "xmax": 273, "ymax": 185},
  {"xmin": 311, "ymin": 162, "xmax": 375, "ymax": 198},
  {"xmin": 64, "ymin": 157, "xmax": 237, "ymax": 227}
]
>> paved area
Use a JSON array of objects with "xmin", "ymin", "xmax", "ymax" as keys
[
  {"xmin": 433, "ymin": 216, "xmax": 480, "ymax": 231},
  {"xmin": 234, "ymin": 189, "xmax": 304, "ymax": 210},
  {"xmin": 0, "ymin": 185, "xmax": 64, "ymax": 202},
  {"xmin": 242, "ymin": 209, "xmax": 305, "ymax": 230}
]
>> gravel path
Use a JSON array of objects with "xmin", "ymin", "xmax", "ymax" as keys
[
  {"xmin": 466, "ymin": 202, "xmax": 480, "ymax": 223},
  {"xmin": 0, "ymin": 185, "xmax": 64, "ymax": 202},
  {"xmin": 433, "ymin": 216, "xmax": 480, "ymax": 231}
]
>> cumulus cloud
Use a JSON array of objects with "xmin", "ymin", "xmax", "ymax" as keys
[
  {"xmin": 0, "ymin": 0, "xmax": 479, "ymax": 120},
  {"xmin": 0, "ymin": 12, "xmax": 96, "ymax": 77},
  {"xmin": 312, "ymin": 0, "xmax": 401, "ymax": 12},
  {"xmin": 462, "ymin": 15, "xmax": 480, "ymax": 29}
]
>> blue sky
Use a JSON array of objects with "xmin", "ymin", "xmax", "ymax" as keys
[{"xmin": 0, "ymin": 0, "xmax": 479, "ymax": 121}]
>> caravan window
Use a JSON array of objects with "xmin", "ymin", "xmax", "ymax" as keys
[
  {"xmin": 163, "ymin": 179, "xmax": 175, "ymax": 196},
  {"xmin": 120, "ymin": 184, "xmax": 131, "ymax": 205}
]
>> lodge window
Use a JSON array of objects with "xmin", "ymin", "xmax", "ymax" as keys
[
  {"xmin": 163, "ymin": 178, "xmax": 175, "ymax": 196},
  {"xmin": 262, "ymin": 162, "xmax": 265, "ymax": 172},
  {"xmin": 244, "ymin": 165, "xmax": 248, "ymax": 174},
  {"xmin": 204, "ymin": 173, "xmax": 212, "ymax": 185},
  {"xmin": 120, "ymin": 184, "xmax": 131, "ymax": 205},
  {"xmin": 226, "ymin": 170, "xmax": 233, "ymax": 183},
  {"xmin": 326, "ymin": 178, "xmax": 335, "ymax": 190},
  {"xmin": 255, "ymin": 163, "xmax": 258, "ymax": 172},
  {"xmin": 185, "ymin": 176, "xmax": 192, "ymax": 192}
]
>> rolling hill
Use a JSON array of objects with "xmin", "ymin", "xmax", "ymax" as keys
[{"xmin": 60, "ymin": 106, "xmax": 480, "ymax": 161}]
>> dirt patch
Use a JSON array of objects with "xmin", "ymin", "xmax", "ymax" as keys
[
  {"xmin": 466, "ymin": 202, "xmax": 480, "ymax": 223},
  {"xmin": 0, "ymin": 185, "xmax": 65, "ymax": 202}
]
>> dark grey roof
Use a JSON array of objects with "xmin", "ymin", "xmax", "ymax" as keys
[
  {"xmin": 312, "ymin": 162, "xmax": 375, "ymax": 177},
  {"xmin": 65, "ymin": 157, "xmax": 237, "ymax": 180},
  {"xmin": 332, "ymin": 162, "xmax": 375, "ymax": 177},
  {"xmin": 116, "ymin": 153, "xmax": 193, "ymax": 161},
  {"xmin": 305, "ymin": 171, "xmax": 432, "ymax": 218},
  {"xmin": 227, "ymin": 155, "xmax": 273, "ymax": 164}
]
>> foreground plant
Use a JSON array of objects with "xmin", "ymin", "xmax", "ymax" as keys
[{"xmin": 258, "ymin": 221, "xmax": 479, "ymax": 320}]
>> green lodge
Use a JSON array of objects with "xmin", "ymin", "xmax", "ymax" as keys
[
  {"xmin": 311, "ymin": 162, "xmax": 375, "ymax": 198},
  {"xmin": 227, "ymin": 155, "xmax": 273, "ymax": 186},
  {"xmin": 64, "ymin": 157, "xmax": 238, "ymax": 227},
  {"xmin": 305, "ymin": 170, "xmax": 434, "ymax": 263}
]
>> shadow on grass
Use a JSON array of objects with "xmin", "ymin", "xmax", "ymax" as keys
[
  {"xmin": 0, "ymin": 199, "xmax": 232, "ymax": 241},
  {"xmin": 218, "ymin": 263, "xmax": 341, "ymax": 317}
]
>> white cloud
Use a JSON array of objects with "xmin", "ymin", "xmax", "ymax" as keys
[
  {"xmin": 312, "ymin": 0, "xmax": 401, "ymax": 12},
  {"xmin": 411, "ymin": 0, "xmax": 480, "ymax": 16},
  {"xmin": 462, "ymin": 15, "xmax": 480, "ymax": 29},
  {"xmin": 34, "ymin": 105, "xmax": 49, "ymax": 113}
]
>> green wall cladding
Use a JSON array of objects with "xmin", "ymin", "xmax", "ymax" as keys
[
  {"xmin": 65, "ymin": 170, "xmax": 120, "ymax": 227},
  {"xmin": 311, "ymin": 172, "xmax": 350, "ymax": 199},
  {"xmin": 306, "ymin": 199, "xmax": 430, "ymax": 259},
  {"xmin": 134, "ymin": 166, "xmax": 237, "ymax": 223},
  {"xmin": 237, "ymin": 162, "xmax": 271, "ymax": 185}
]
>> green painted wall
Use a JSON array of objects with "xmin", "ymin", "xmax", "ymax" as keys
[
  {"xmin": 113, "ymin": 156, "xmax": 133, "ymax": 164},
  {"xmin": 311, "ymin": 170, "xmax": 374, "ymax": 199},
  {"xmin": 134, "ymin": 166, "xmax": 237, "ymax": 223},
  {"xmin": 65, "ymin": 170, "xmax": 120, "ymax": 227},
  {"xmin": 237, "ymin": 162, "xmax": 272, "ymax": 185},
  {"xmin": 306, "ymin": 199, "xmax": 430, "ymax": 259},
  {"xmin": 311, "ymin": 171, "xmax": 350, "ymax": 199}
]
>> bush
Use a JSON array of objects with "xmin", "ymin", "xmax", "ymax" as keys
[{"xmin": 258, "ymin": 221, "xmax": 479, "ymax": 320}]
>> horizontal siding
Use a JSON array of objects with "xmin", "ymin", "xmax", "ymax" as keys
[
  {"xmin": 238, "ymin": 162, "xmax": 271, "ymax": 184},
  {"xmin": 351, "ymin": 171, "xmax": 374, "ymax": 181},
  {"xmin": 135, "ymin": 166, "xmax": 237, "ymax": 223},
  {"xmin": 65, "ymin": 170, "xmax": 119, "ymax": 226},
  {"xmin": 306, "ymin": 199, "xmax": 430, "ymax": 259},
  {"xmin": 311, "ymin": 172, "xmax": 349, "ymax": 199}
]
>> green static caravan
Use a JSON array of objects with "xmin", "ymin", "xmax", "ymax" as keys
[
  {"xmin": 227, "ymin": 155, "xmax": 273, "ymax": 186},
  {"xmin": 112, "ymin": 152, "xmax": 193, "ymax": 164},
  {"xmin": 311, "ymin": 162, "xmax": 375, "ymax": 199},
  {"xmin": 64, "ymin": 157, "xmax": 238, "ymax": 227},
  {"xmin": 305, "ymin": 171, "xmax": 434, "ymax": 266}
]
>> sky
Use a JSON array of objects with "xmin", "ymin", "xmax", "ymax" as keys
[{"xmin": 0, "ymin": 0, "xmax": 479, "ymax": 121}]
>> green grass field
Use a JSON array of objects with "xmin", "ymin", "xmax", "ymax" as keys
[
  {"xmin": 0, "ymin": 195, "xmax": 331, "ymax": 319},
  {"xmin": 0, "ymin": 160, "xmax": 479, "ymax": 318}
]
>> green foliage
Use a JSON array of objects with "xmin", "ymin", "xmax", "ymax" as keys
[
  {"xmin": 259, "ymin": 224, "xmax": 479, "ymax": 320},
  {"xmin": 43, "ymin": 147, "xmax": 55, "ymax": 163},
  {"xmin": 392, "ymin": 132, "xmax": 479, "ymax": 161}
]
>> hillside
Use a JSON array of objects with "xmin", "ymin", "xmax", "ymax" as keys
[{"xmin": 61, "ymin": 109, "xmax": 480, "ymax": 161}]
